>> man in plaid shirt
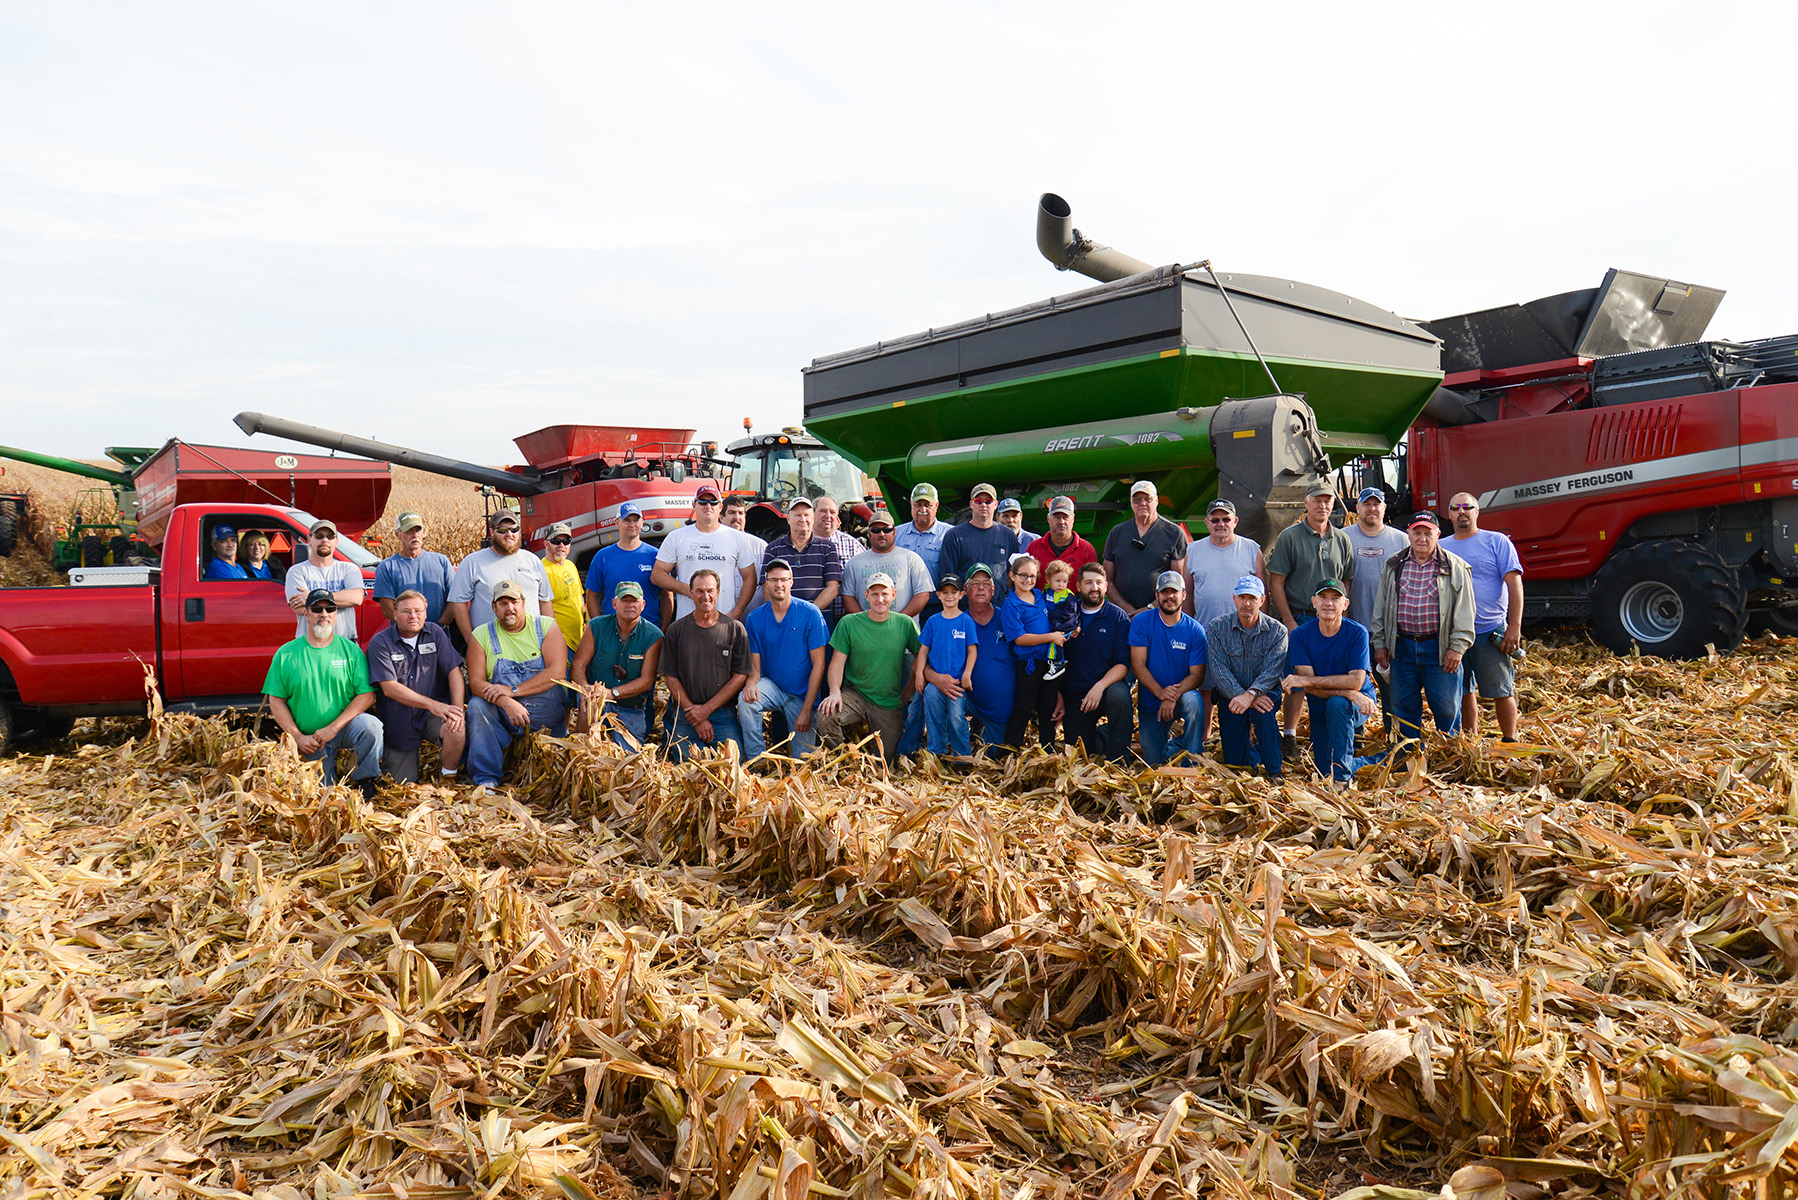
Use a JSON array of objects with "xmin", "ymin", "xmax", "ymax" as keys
[{"xmin": 1369, "ymin": 511, "xmax": 1475, "ymax": 745}]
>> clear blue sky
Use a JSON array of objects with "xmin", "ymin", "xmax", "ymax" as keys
[{"xmin": 4, "ymin": 1, "xmax": 1794, "ymax": 461}]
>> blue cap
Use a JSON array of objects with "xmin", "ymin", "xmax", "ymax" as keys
[
  {"xmin": 211, "ymin": 524, "xmax": 237, "ymax": 542},
  {"xmin": 618, "ymin": 502, "xmax": 643, "ymax": 519},
  {"xmin": 996, "ymin": 497, "xmax": 1022, "ymax": 513},
  {"xmin": 1232, "ymin": 575, "xmax": 1265, "ymax": 597},
  {"xmin": 1358, "ymin": 486, "xmax": 1386, "ymax": 503}
]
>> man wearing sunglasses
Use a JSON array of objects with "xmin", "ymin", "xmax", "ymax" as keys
[
  {"xmin": 539, "ymin": 521, "xmax": 586, "ymax": 657},
  {"xmin": 938, "ymin": 483, "xmax": 1020, "ymax": 592},
  {"xmin": 285, "ymin": 519, "xmax": 367, "ymax": 640},
  {"xmin": 653, "ymin": 482, "xmax": 759, "ymax": 627},
  {"xmin": 263, "ymin": 587, "xmax": 383, "ymax": 797},
  {"xmin": 446, "ymin": 511, "xmax": 554, "ymax": 648}
]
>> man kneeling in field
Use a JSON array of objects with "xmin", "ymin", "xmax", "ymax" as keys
[
  {"xmin": 367, "ymin": 589, "xmax": 466, "ymax": 783},
  {"xmin": 465, "ymin": 579, "xmax": 568, "ymax": 792},
  {"xmin": 264, "ymin": 587, "xmax": 384, "ymax": 796}
]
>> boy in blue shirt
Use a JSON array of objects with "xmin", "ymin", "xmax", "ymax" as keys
[{"xmin": 914, "ymin": 574, "xmax": 979, "ymax": 756}]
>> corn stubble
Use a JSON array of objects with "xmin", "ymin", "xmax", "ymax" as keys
[{"xmin": 2, "ymin": 637, "xmax": 1797, "ymax": 1198}]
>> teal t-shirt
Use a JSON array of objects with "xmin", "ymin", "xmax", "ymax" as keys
[
  {"xmin": 582, "ymin": 614, "xmax": 663, "ymax": 709},
  {"xmin": 262, "ymin": 635, "xmax": 374, "ymax": 734},
  {"xmin": 828, "ymin": 611, "xmax": 921, "ymax": 710}
]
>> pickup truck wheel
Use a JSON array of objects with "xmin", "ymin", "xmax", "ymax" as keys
[
  {"xmin": 14, "ymin": 714, "xmax": 74, "ymax": 745},
  {"xmin": 1589, "ymin": 541, "xmax": 1747, "ymax": 659},
  {"xmin": 0, "ymin": 499, "xmax": 18, "ymax": 557}
]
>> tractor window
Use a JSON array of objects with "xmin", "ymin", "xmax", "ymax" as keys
[{"xmin": 793, "ymin": 449, "xmax": 864, "ymax": 503}]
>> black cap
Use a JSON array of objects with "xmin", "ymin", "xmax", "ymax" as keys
[
  {"xmin": 937, "ymin": 573, "xmax": 964, "ymax": 591},
  {"xmin": 304, "ymin": 588, "xmax": 337, "ymax": 609},
  {"xmin": 1408, "ymin": 511, "xmax": 1441, "ymax": 530}
]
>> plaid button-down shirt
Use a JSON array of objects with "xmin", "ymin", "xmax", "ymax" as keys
[
  {"xmin": 1204, "ymin": 610, "xmax": 1288, "ymax": 699},
  {"xmin": 1397, "ymin": 552, "xmax": 1441, "ymax": 636}
]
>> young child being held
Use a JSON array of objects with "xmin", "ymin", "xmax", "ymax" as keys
[
  {"xmin": 1041, "ymin": 559, "xmax": 1080, "ymax": 681},
  {"xmin": 915, "ymin": 574, "xmax": 979, "ymax": 757}
]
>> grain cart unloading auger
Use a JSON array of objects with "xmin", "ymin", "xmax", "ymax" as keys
[{"xmin": 799, "ymin": 194, "xmax": 1445, "ymax": 548}]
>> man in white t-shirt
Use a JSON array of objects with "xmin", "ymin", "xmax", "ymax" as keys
[
  {"xmin": 444, "ymin": 510, "xmax": 555, "ymax": 645},
  {"xmin": 284, "ymin": 519, "xmax": 366, "ymax": 639},
  {"xmin": 652, "ymin": 482, "xmax": 759, "ymax": 625}
]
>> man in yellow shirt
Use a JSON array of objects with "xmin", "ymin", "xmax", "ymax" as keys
[{"xmin": 540, "ymin": 521, "xmax": 584, "ymax": 659}]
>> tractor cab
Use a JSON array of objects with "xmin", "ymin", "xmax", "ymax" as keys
[{"xmin": 726, "ymin": 424, "xmax": 877, "ymax": 541}]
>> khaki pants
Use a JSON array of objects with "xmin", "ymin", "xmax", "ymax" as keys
[{"xmin": 817, "ymin": 686, "xmax": 905, "ymax": 761}]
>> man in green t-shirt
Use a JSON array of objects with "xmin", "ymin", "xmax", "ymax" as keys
[
  {"xmin": 264, "ymin": 586, "xmax": 383, "ymax": 795},
  {"xmin": 818, "ymin": 572, "xmax": 920, "ymax": 761}
]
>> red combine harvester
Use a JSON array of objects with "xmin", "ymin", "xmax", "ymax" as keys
[
  {"xmin": 1368, "ymin": 269, "xmax": 1798, "ymax": 657},
  {"xmin": 234, "ymin": 413, "xmax": 724, "ymax": 567}
]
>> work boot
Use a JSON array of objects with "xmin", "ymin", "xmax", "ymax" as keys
[
  {"xmin": 1281, "ymin": 732, "xmax": 1299, "ymax": 761},
  {"xmin": 355, "ymin": 777, "xmax": 380, "ymax": 801}
]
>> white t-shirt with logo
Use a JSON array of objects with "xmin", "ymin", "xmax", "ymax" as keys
[
  {"xmin": 286, "ymin": 558, "xmax": 366, "ymax": 640},
  {"xmin": 656, "ymin": 524, "xmax": 760, "ymax": 620}
]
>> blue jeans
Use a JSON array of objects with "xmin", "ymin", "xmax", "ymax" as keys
[
  {"xmin": 897, "ymin": 693, "xmax": 926, "ymax": 756},
  {"xmin": 1138, "ymin": 690, "xmax": 1204, "ymax": 766},
  {"xmin": 606, "ymin": 705, "xmax": 649, "ymax": 752},
  {"xmin": 304, "ymin": 713, "xmax": 384, "ymax": 784},
  {"xmin": 466, "ymin": 695, "xmax": 568, "ymax": 786},
  {"xmin": 1391, "ymin": 636, "xmax": 1464, "ymax": 743},
  {"xmin": 737, "ymin": 678, "xmax": 817, "ymax": 760},
  {"xmin": 1306, "ymin": 693, "xmax": 1380, "ymax": 781},
  {"xmin": 668, "ymin": 708, "xmax": 743, "ymax": 762},
  {"xmin": 922, "ymin": 683, "xmax": 972, "ymax": 756},
  {"xmin": 1216, "ymin": 696, "xmax": 1282, "ymax": 775}
]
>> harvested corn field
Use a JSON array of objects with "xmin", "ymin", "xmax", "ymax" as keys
[{"xmin": 2, "ymin": 637, "xmax": 1797, "ymax": 1199}]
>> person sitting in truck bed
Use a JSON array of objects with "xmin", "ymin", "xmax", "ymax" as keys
[
  {"xmin": 464, "ymin": 578, "xmax": 569, "ymax": 792},
  {"xmin": 286, "ymin": 519, "xmax": 367, "ymax": 640},
  {"xmin": 203, "ymin": 525, "xmax": 249, "ymax": 580},
  {"xmin": 263, "ymin": 587, "xmax": 384, "ymax": 798}
]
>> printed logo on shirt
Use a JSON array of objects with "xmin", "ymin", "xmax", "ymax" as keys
[
  {"xmin": 1170, "ymin": 640, "xmax": 1187, "ymax": 651},
  {"xmin": 952, "ymin": 630, "xmax": 967, "ymax": 639},
  {"xmin": 420, "ymin": 643, "xmax": 437, "ymax": 654}
]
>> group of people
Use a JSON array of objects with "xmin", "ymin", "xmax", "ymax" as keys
[{"xmin": 258, "ymin": 472, "xmax": 1526, "ymax": 793}]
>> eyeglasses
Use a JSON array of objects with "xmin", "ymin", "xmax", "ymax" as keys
[
  {"xmin": 971, "ymin": 496, "xmax": 996, "ymax": 504},
  {"xmin": 548, "ymin": 536, "xmax": 572, "ymax": 546},
  {"xmin": 1206, "ymin": 516, "xmax": 1232, "ymax": 524},
  {"xmin": 311, "ymin": 532, "xmax": 337, "ymax": 540},
  {"xmin": 308, "ymin": 603, "xmax": 337, "ymax": 613},
  {"xmin": 1450, "ymin": 503, "xmax": 1477, "ymax": 511}
]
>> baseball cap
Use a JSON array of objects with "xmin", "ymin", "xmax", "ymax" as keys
[
  {"xmin": 694, "ymin": 483, "xmax": 722, "ymax": 502},
  {"xmin": 866, "ymin": 508, "xmax": 896, "ymax": 529},
  {"xmin": 1130, "ymin": 480, "xmax": 1158, "ymax": 498},
  {"xmin": 304, "ymin": 587, "xmax": 336, "ymax": 609},
  {"xmin": 1207, "ymin": 498, "xmax": 1236, "ymax": 515},
  {"xmin": 1048, "ymin": 495, "xmax": 1075, "ymax": 516},
  {"xmin": 866, "ymin": 571, "xmax": 895, "ymax": 590},
  {"xmin": 910, "ymin": 482, "xmax": 938, "ymax": 503},
  {"xmin": 618, "ymin": 502, "xmax": 643, "ymax": 519},
  {"xmin": 1156, "ymin": 569, "xmax": 1185, "ymax": 592},
  {"xmin": 996, "ymin": 497, "xmax": 1022, "ymax": 514},
  {"xmin": 613, "ymin": 581, "xmax": 643, "ymax": 600},
  {"xmin": 487, "ymin": 510, "xmax": 519, "ymax": 529},
  {"xmin": 937, "ymin": 573, "xmax": 964, "ymax": 591},
  {"xmin": 491, "ymin": 579, "xmax": 527, "ymax": 602},
  {"xmin": 211, "ymin": 524, "xmax": 238, "ymax": 542},
  {"xmin": 1313, "ymin": 578, "xmax": 1347, "ymax": 598},
  {"xmin": 764, "ymin": 557, "xmax": 793, "ymax": 573},
  {"xmin": 966, "ymin": 562, "xmax": 994, "ymax": 580},
  {"xmin": 1408, "ymin": 511, "xmax": 1441, "ymax": 529},
  {"xmin": 1357, "ymin": 486, "xmax": 1386, "ymax": 504},
  {"xmin": 1232, "ymin": 575, "xmax": 1266, "ymax": 597},
  {"xmin": 1305, "ymin": 480, "xmax": 1336, "ymax": 498},
  {"xmin": 395, "ymin": 512, "xmax": 425, "ymax": 532},
  {"xmin": 970, "ymin": 482, "xmax": 998, "ymax": 500},
  {"xmin": 309, "ymin": 519, "xmax": 339, "ymax": 537},
  {"xmin": 785, "ymin": 496, "xmax": 813, "ymax": 512},
  {"xmin": 545, "ymin": 521, "xmax": 573, "ymax": 538}
]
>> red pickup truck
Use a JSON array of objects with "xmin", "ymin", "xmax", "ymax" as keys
[{"xmin": 0, "ymin": 503, "xmax": 389, "ymax": 753}]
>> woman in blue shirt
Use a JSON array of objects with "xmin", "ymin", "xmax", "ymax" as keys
[{"xmin": 1000, "ymin": 554, "xmax": 1063, "ymax": 751}]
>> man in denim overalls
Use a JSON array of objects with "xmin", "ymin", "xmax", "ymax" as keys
[{"xmin": 465, "ymin": 578, "xmax": 569, "ymax": 791}]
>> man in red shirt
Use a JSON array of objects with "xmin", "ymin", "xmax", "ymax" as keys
[{"xmin": 1027, "ymin": 495, "xmax": 1098, "ymax": 575}]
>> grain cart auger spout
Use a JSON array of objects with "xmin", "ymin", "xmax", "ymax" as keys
[{"xmin": 232, "ymin": 412, "xmax": 553, "ymax": 496}]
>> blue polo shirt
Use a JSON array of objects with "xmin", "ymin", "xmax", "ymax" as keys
[
  {"xmin": 967, "ymin": 608, "xmax": 1014, "ymax": 732},
  {"xmin": 895, "ymin": 520, "xmax": 950, "ymax": 583},
  {"xmin": 920, "ymin": 610, "xmax": 977, "ymax": 678},
  {"xmin": 585, "ymin": 542, "xmax": 661, "ymax": 618},
  {"xmin": 374, "ymin": 551, "xmax": 456, "ymax": 624},
  {"xmin": 204, "ymin": 558, "xmax": 250, "ymax": 580},
  {"xmin": 744, "ymin": 598, "xmax": 829, "ymax": 698},
  {"xmin": 366, "ymin": 621, "xmax": 464, "ymax": 751},
  {"xmin": 1064, "ymin": 601, "xmax": 1131, "ymax": 694},
  {"xmin": 1000, "ymin": 590, "xmax": 1052, "ymax": 664},
  {"xmin": 1288, "ymin": 618, "xmax": 1376, "ymax": 702},
  {"xmin": 1128, "ymin": 610, "xmax": 1208, "ymax": 711}
]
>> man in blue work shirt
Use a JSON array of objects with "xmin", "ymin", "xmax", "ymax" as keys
[
  {"xmin": 1128, "ymin": 570, "xmax": 1208, "ymax": 766},
  {"xmin": 1060, "ymin": 561, "xmax": 1134, "ymax": 762}
]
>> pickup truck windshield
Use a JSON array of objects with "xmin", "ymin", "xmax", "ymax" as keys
[{"xmin": 289, "ymin": 510, "xmax": 379, "ymax": 567}]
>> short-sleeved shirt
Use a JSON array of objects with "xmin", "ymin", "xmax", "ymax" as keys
[
  {"xmin": 263, "ymin": 635, "xmax": 373, "ymax": 735},
  {"xmin": 656, "ymin": 525, "xmax": 759, "ymax": 621},
  {"xmin": 843, "ymin": 547, "xmax": 934, "ymax": 615},
  {"xmin": 895, "ymin": 520, "xmax": 950, "ymax": 583},
  {"xmin": 1127, "ymin": 609, "xmax": 1208, "ymax": 709},
  {"xmin": 1345, "ymin": 525, "xmax": 1408, "ymax": 628},
  {"xmin": 447, "ymin": 548, "xmax": 554, "ymax": 631},
  {"xmin": 1027, "ymin": 533, "xmax": 1099, "ymax": 578},
  {"xmin": 1266, "ymin": 519, "xmax": 1356, "ymax": 617},
  {"xmin": 745, "ymin": 599, "xmax": 829, "ymax": 699},
  {"xmin": 286, "ymin": 558, "xmax": 366, "ymax": 640},
  {"xmin": 761, "ymin": 535, "xmax": 842, "ymax": 608},
  {"xmin": 1288, "ymin": 617, "xmax": 1376, "ymax": 702},
  {"xmin": 663, "ymin": 614, "xmax": 750, "ymax": 704},
  {"xmin": 939, "ymin": 522, "xmax": 1021, "ymax": 587},
  {"xmin": 828, "ymin": 612, "xmax": 921, "ymax": 710},
  {"xmin": 920, "ymin": 610, "xmax": 977, "ymax": 678},
  {"xmin": 1103, "ymin": 518, "xmax": 1189, "ymax": 611},
  {"xmin": 204, "ymin": 558, "xmax": 250, "ymax": 581},
  {"xmin": 473, "ymin": 616, "xmax": 554, "ymax": 680},
  {"xmin": 1012, "ymin": 527, "xmax": 1040, "ymax": 551},
  {"xmin": 374, "ymin": 551, "xmax": 455, "ymax": 624},
  {"xmin": 1000, "ymin": 589, "xmax": 1052, "ymax": 664},
  {"xmin": 584, "ymin": 541, "xmax": 661, "ymax": 618},
  {"xmin": 582, "ymin": 614, "xmax": 663, "ymax": 710},
  {"xmin": 1185, "ymin": 536, "xmax": 1262, "ymax": 627},
  {"xmin": 1064, "ymin": 601, "xmax": 1131, "ymax": 696},
  {"xmin": 1446, "ymin": 530, "xmax": 1525, "ymax": 634},
  {"xmin": 543, "ymin": 557, "xmax": 585, "ymax": 651},
  {"xmin": 967, "ymin": 608, "xmax": 1015, "ymax": 731},
  {"xmin": 367, "ymin": 621, "xmax": 463, "ymax": 750}
]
